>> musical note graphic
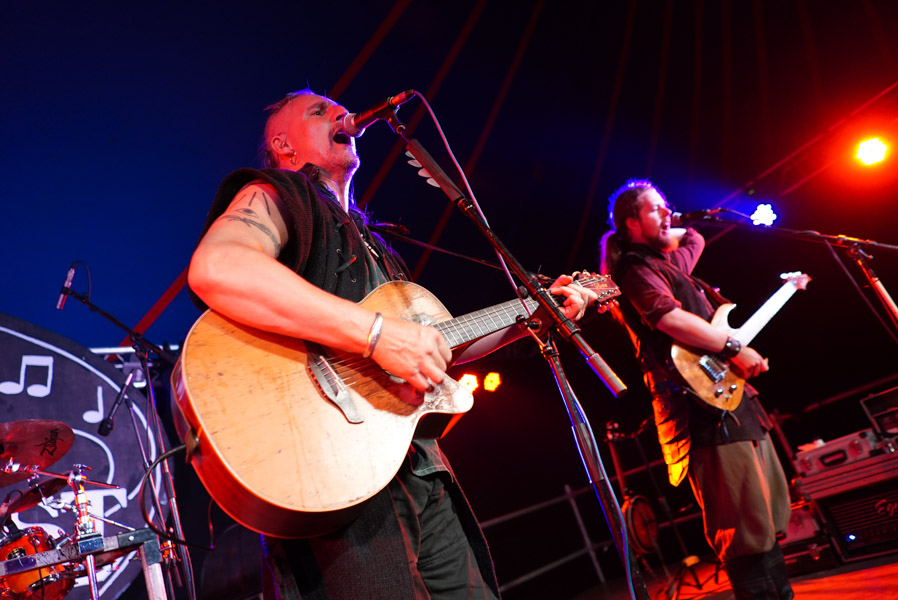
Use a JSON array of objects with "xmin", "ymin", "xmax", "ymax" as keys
[
  {"xmin": 82, "ymin": 385, "xmax": 105, "ymax": 424},
  {"xmin": 0, "ymin": 355, "xmax": 54, "ymax": 397}
]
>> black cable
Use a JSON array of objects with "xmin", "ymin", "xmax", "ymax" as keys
[{"xmin": 138, "ymin": 444, "xmax": 215, "ymax": 552}]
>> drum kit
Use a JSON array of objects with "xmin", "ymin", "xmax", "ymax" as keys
[{"xmin": 0, "ymin": 419, "xmax": 136, "ymax": 600}]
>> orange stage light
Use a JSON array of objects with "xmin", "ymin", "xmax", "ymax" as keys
[
  {"xmin": 856, "ymin": 138, "xmax": 887, "ymax": 165},
  {"xmin": 459, "ymin": 374, "xmax": 479, "ymax": 392},
  {"xmin": 483, "ymin": 372, "xmax": 502, "ymax": 392}
]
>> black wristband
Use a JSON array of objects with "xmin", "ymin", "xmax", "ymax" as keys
[{"xmin": 720, "ymin": 336, "xmax": 741, "ymax": 359}]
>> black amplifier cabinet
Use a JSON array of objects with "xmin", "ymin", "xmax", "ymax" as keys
[{"xmin": 794, "ymin": 443, "xmax": 898, "ymax": 562}]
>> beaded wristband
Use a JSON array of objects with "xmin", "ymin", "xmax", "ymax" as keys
[
  {"xmin": 720, "ymin": 336, "xmax": 742, "ymax": 359},
  {"xmin": 362, "ymin": 312, "xmax": 384, "ymax": 358}
]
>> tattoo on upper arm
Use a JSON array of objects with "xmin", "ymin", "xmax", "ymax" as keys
[
  {"xmin": 236, "ymin": 190, "xmax": 273, "ymax": 215},
  {"xmin": 221, "ymin": 214, "xmax": 282, "ymax": 255}
]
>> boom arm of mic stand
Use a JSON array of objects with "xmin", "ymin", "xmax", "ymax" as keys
[
  {"xmin": 403, "ymin": 139, "xmax": 627, "ymax": 397},
  {"xmin": 701, "ymin": 216, "xmax": 898, "ymax": 340},
  {"xmin": 64, "ymin": 290, "xmax": 178, "ymax": 365}
]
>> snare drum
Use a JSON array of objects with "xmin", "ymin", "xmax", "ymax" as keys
[{"xmin": 0, "ymin": 527, "xmax": 73, "ymax": 600}]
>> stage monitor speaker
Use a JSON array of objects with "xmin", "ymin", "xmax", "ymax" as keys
[{"xmin": 795, "ymin": 441, "xmax": 898, "ymax": 562}]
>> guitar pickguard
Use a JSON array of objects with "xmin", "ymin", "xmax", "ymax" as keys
[{"xmin": 307, "ymin": 348, "xmax": 364, "ymax": 424}]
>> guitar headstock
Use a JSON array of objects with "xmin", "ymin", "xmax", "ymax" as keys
[
  {"xmin": 780, "ymin": 271, "xmax": 812, "ymax": 291},
  {"xmin": 537, "ymin": 272, "xmax": 621, "ymax": 312},
  {"xmin": 574, "ymin": 271, "xmax": 621, "ymax": 311}
]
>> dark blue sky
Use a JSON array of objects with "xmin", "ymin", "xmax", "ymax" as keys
[{"xmin": 5, "ymin": 1, "xmax": 898, "ymax": 354}]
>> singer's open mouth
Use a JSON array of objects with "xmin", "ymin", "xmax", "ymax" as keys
[{"xmin": 333, "ymin": 132, "xmax": 350, "ymax": 145}]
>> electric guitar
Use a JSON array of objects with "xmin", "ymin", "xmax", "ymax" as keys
[
  {"xmin": 171, "ymin": 275, "xmax": 618, "ymax": 538},
  {"xmin": 670, "ymin": 271, "xmax": 810, "ymax": 411}
]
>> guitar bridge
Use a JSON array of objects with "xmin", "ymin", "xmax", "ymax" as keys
[
  {"xmin": 698, "ymin": 355, "xmax": 727, "ymax": 383},
  {"xmin": 308, "ymin": 350, "xmax": 364, "ymax": 424}
]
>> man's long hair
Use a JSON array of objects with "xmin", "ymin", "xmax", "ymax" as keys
[
  {"xmin": 598, "ymin": 178, "xmax": 664, "ymax": 275},
  {"xmin": 599, "ymin": 179, "xmax": 665, "ymax": 353}
]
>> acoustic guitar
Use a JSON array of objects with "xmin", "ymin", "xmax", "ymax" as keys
[
  {"xmin": 670, "ymin": 271, "xmax": 810, "ymax": 411},
  {"xmin": 171, "ymin": 275, "xmax": 619, "ymax": 538}
]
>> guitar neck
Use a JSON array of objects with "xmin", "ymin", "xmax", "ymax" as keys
[
  {"xmin": 433, "ymin": 274, "xmax": 618, "ymax": 349},
  {"xmin": 734, "ymin": 280, "xmax": 800, "ymax": 345},
  {"xmin": 437, "ymin": 297, "xmax": 539, "ymax": 348}
]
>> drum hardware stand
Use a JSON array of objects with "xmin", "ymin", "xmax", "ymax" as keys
[
  {"xmin": 60, "ymin": 287, "xmax": 195, "ymax": 600},
  {"xmin": 0, "ymin": 461, "xmax": 121, "ymax": 599},
  {"xmin": 70, "ymin": 464, "xmax": 105, "ymax": 600},
  {"xmin": 605, "ymin": 421, "xmax": 671, "ymax": 581},
  {"xmin": 378, "ymin": 98, "xmax": 647, "ymax": 598},
  {"xmin": 626, "ymin": 421, "xmax": 712, "ymax": 600}
]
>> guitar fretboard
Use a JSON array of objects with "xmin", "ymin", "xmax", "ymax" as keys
[
  {"xmin": 735, "ymin": 279, "xmax": 801, "ymax": 345},
  {"xmin": 436, "ymin": 297, "xmax": 539, "ymax": 348},
  {"xmin": 433, "ymin": 275, "xmax": 614, "ymax": 348}
]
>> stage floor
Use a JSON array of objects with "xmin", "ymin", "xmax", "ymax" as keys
[{"xmin": 573, "ymin": 551, "xmax": 898, "ymax": 600}]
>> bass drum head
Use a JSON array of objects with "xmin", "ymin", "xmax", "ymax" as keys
[
  {"xmin": 622, "ymin": 495, "xmax": 659, "ymax": 556},
  {"xmin": 0, "ymin": 313, "xmax": 169, "ymax": 600}
]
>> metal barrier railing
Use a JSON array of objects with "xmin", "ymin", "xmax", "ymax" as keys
[
  {"xmin": 480, "ymin": 484, "xmax": 614, "ymax": 593},
  {"xmin": 479, "ymin": 461, "xmax": 704, "ymax": 595}
]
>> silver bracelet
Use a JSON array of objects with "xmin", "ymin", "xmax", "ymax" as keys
[{"xmin": 362, "ymin": 312, "xmax": 384, "ymax": 358}]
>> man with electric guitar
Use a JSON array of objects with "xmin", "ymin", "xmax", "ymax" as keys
[
  {"xmin": 600, "ymin": 179, "xmax": 804, "ymax": 600},
  {"xmin": 182, "ymin": 89, "xmax": 603, "ymax": 600}
]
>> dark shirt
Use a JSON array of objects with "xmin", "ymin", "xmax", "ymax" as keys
[
  {"xmin": 193, "ymin": 166, "xmax": 449, "ymax": 475},
  {"xmin": 613, "ymin": 229, "xmax": 771, "ymax": 485}
]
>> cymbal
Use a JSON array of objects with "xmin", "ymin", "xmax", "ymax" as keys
[
  {"xmin": 0, "ymin": 420, "xmax": 74, "ymax": 487},
  {"xmin": 6, "ymin": 477, "xmax": 69, "ymax": 513}
]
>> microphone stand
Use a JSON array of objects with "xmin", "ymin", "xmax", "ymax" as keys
[
  {"xmin": 696, "ymin": 215, "xmax": 898, "ymax": 339},
  {"xmin": 60, "ymin": 289, "xmax": 196, "ymax": 600},
  {"xmin": 380, "ymin": 111, "xmax": 649, "ymax": 599}
]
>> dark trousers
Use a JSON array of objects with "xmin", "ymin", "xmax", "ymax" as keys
[
  {"xmin": 390, "ymin": 471, "xmax": 499, "ymax": 600},
  {"xmin": 263, "ymin": 466, "xmax": 498, "ymax": 600}
]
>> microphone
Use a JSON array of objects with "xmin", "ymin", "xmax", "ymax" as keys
[
  {"xmin": 340, "ymin": 90, "xmax": 417, "ymax": 137},
  {"xmin": 56, "ymin": 264, "xmax": 76, "ymax": 310},
  {"xmin": 98, "ymin": 370, "xmax": 135, "ymax": 436},
  {"xmin": 671, "ymin": 208, "xmax": 725, "ymax": 226}
]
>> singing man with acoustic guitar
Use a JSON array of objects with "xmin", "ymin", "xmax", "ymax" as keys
[
  {"xmin": 599, "ymin": 179, "xmax": 796, "ymax": 600},
  {"xmin": 184, "ymin": 89, "xmax": 599, "ymax": 600}
]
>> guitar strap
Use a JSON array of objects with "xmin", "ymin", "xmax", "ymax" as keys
[{"xmin": 624, "ymin": 250, "xmax": 731, "ymax": 310}]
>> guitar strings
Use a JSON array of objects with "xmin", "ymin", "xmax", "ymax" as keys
[
  {"xmin": 321, "ymin": 276, "xmax": 613, "ymax": 386},
  {"xmin": 319, "ymin": 276, "xmax": 614, "ymax": 389}
]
